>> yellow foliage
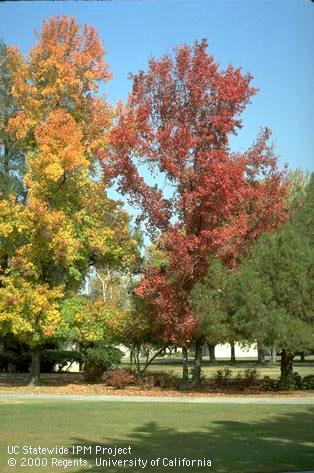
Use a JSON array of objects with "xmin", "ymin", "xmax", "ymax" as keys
[{"xmin": 0, "ymin": 275, "xmax": 63, "ymax": 347}]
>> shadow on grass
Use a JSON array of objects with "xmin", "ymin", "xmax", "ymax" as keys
[{"xmin": 68, "ymin": 408, "xmax": 314, "ymax": 473}]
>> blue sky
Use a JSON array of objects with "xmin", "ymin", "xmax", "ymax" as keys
[{"xmin": 1, "ymin": 0, "xmax": 313, "ymax": 175}]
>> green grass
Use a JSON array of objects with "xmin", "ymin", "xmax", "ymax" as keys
[
  {"xmin": 122, "ymin": 359, "xmax": 314, "ymax": 380},
  {"xmin": 0, "ymin": 401, "xmax": 313, "ymax": 473}
]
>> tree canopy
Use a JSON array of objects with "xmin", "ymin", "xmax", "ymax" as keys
[
  {"xmin": 102, "ymin": 39, "xmax": 288, "ymax": 354},
  {"xmin": 227, "ymin": 175, "xmax": 314, "ymax": 383},
  {"xmin": 0, "ymin": 17, "xmax": 138, "ymax": 384}
]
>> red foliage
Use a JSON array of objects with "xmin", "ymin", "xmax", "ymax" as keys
[
  {"xmin": 105, "ymin": 369, "xmax": 136, "ymax": 389},
  {"xmin": 101, "ymin": 40, "xmax": 288, "ymax": 344}
]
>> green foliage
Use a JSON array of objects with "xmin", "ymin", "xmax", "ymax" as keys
[
  {"xmin": 260, "ymin": 376, "xmax": 278, "ymax": 392},
  {"xmin": 0, "ymin": 41, "xmax": 25, "ymax": 200},
  {"xmin": 228, "ymin": 224, "xmax": 313, "ymax": 353},
  {"xmin": 286, "ymin": 168, "xmax": 310, "ymax": 211},
  {"xmin": 292, "ymin": 172, "xmax": 314, "ymax": 243},
  {"xmin": 0, "ymin": 351, "xmax": 17, "ymax": 368},
  {"xmin": 212, "ymin": 368, "xmax": 233, "ymax": 387},
  {"xmin": 41, "ymin": 350, "xmax": 83, "ymax": 372},
  {"xmin": 224, "ymin": 174, "xmax": 314, "ymax": 383},
  {"xmin": 190, "ymin": 260, "xmax": 230, "ymax": 345},
  {"xmin": 59, "ymin": 296, "xmax": 125, "ymax": 346},
  {"xmin": 233, "ymin": 369, "xmax": 260, "ymax": 390},
  {"xmin": 243, "ymin": 368, "xmax": 259, "ymax": 386},
  {"xmin": 212, "ymin": 367, "xmax": 260, "ymax": 390},
  {"xmin": 261, "ymin": 373, "xmax": 313, "ymax": 392},
  {"xmin": 0, "ymin": 349, "xmax": 83, "ymax": 373},
  {"xmin": 84, "ymin": 345, "xmax": 123, "ymax": 370},
  {"xmin": 115, "ymin": 287, "xmax": 169, "ymax": 375},
  {"xmin": 292, "ymin": 372, "xmax": 303, "ymax": 390},
  {"xmin": 301, "ymin": 375, "xmax": 314, "ymax": 390},
  {"xmin": 59, "ymin": 295, "xmax": 90, "ymax": 341},
  {"xmin": 277, "ymin": 377, "xmax": 296, "ymax": 392},
  {"xmin": 144, "ymin": 242, "xmax": 168, "ymax": 270},
  {"xmin": 83, "ymin": 345, "xmax": 123, "ymax": 381}
]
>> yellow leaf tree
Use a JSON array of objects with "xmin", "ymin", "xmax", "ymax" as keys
[{"xmin": 0, "ymin": 17, "xmax": 137, "ymax": 384}]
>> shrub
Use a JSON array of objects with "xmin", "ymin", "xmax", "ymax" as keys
[
  {"xmin": 0, "ymin": 350, "xmax": 84, "ymax": 373},
  {"xmin": 17, "ymin": 353, "xmax": 33, "ymax": 371},
  {"xmin": 277, "ymin": 372, "xmax": 305, "ymax": 391},
  {"xmin": 261, "ymin": 373, "xmax": 304, "ymax": 392},
  {"xmin": 0, "ymin": 352, "xmax": 32, "ymax": 373},
  {"xmin": 83, "ymin": 346, "xmax": 123, "ymax": 382},
  {"xmin": 40, "ymin": 354, "xmax": 55, "ymax": 373},
  {"xmin": 213, "ymin": 368, "xmax": 232, "ymax": 387},
  {"xmin": 293, "ymin": 372, "xmax": 303, "ymax": 390},
  {"xmin": 106, "ymin": 369, "xmax": 136, "ymax": 389},
  {"xmin": 83, "ymin": 364, "xmax": 104, "ymax": 382},
  {"xmin": 302, "ymin": 375, "xmax": 314, "ymax": 390},
  {"xmin": 41, "ymin": 350, "xmax": 84, "ymax": 373},
  {"xmin": 233, "ymin": 370, "xmax": 244, "ymax": 390},
  {"xmin": 141, "ymin": 371, "xmax": 179, "ymax": 389},
  {"xmin": 85, "ymin": 346, "xmax": 123, "ymax": 370},
  {"xmin": 260, "ymin": 376, "xmax": 278, "ymax": 391},
  {"xmin": 243, "ymin": 368, "xmax": 260, "ymax": 387},
  {"xmin": 0, "ymin": 352, "xmax": 16, "ymax": 371},
  {"xmin": 153, "ymin": 371, "xmax": 178, "ymax": 388},
  {"xmin": 139, "ymin": 373, "xmax": 155, "ymax": 389},
  {"xmin": 277, "ymin": 377, "xmax": 296, "ymax": 391},
  {"xmin": 230, "ymin": 368, "xmax": 260, "ymax": 390}
]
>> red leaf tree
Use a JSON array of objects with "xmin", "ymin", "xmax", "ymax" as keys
[{"xmin": 101, "ymin": 40, "xmax": 288, "ymax": 382}]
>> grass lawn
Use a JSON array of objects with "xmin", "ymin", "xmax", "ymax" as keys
[
  {"xmin": 0, "ymin": 401, "xmax": 313, "ymax": 473},
  {"xmin": 140, "ymin": 359, "xmax": 314, "ymax": 380}
]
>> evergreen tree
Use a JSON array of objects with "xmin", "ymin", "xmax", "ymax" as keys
[
  {"xmin": 229, "ymin": 175, "xmax": 314, "ymax": 385},
  {"xmin": 0, "ymin": 41, "xmax": 25, "ymax": 200}
]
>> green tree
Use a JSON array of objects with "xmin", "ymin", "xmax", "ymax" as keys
[
  {"xmin": 228, "ymin": 180, "xmax": 313, "ymax": 385},
  {"xmin": 286, "ymin": 168, "xmax": 310, "ymax": 211},
  {"xmin": 292, "ymin": 172, "xmax": 314, "ymax": 242},
  {"xmin": 59, "ymin": 296, "xmax": 124, "ymax": 347},
  {"xmin": 0, "ymin": 41, "xmax": 25, "ymax": 200},
  {"xmin": 189, "ymin": 260, "xmax": 231, "ymax": 383}
]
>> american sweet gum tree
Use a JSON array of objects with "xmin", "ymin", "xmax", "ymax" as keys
[
  {"xmin": 102, "ymin": 40, "xmax": 288, "ymax": 384},
  {"xmin": 0, "ymin": 17, "xmax": 137, "ymax": 384}
]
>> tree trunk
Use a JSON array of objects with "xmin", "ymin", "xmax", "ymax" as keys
[
  {"xmin": 230, "ymin": 341, "xmax": 236, "ymax": 363},
  {"xmin": 181, "ymin": 346, "xmax": 189, "ymax": 384},
  {"xmin": 271, "ymin": 346, "xmax": 277, "ymax": 365},
  {"xmin": 257, "ymin": 347, "xmax": 265, "ymax": 365},
  {"xmin": 142, "ymin": 346, "xmax": 167, "ymax": 374},
  {"xmin": 79, "ymin": 343, "xmax": 84, "ymax": 371},
  {"xmin": 28, "ymin": 347, "xmax": 41, "ymax": 386},
  {"xmin": 207, "ymin": 343, "xmax": 216, "ymax": 363},
  {"xmin": 192, "ymin": 339, "xmax": 203, "ymax": 387},
  {"xmin": 280, "ymin": 349, "xmax": 294, "ymax": 384},
  {"xmin": 300, "ymin": 351, "xmax": 305, "ymax": 362}
]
